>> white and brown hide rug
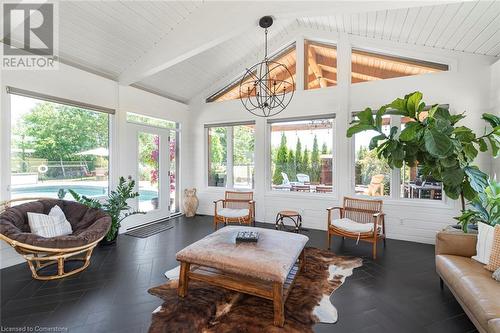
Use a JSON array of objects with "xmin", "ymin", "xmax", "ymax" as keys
[{"xmin": 148, "ymin": 247, "xmax": 362, "ymax": 333}]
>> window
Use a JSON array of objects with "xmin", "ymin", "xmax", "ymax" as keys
[
  {"xmin": 354, "ymin": 115, "xmax": 391, "ymax": 196},
  {"xmin": 305, "ymin": 41, "xmax": 337, "ymax": 90},
  {"xmin": 9, "ymin": 93, "xmax": 110, "ymax": 200},
  {"xmin": 351, "ymin": 48, "xmax": 448, "ymax": 84},
  {"xmin": 400, "ymin": 116, "xmax": 443, "ymax": 201},
  {"xmin": 269, "ymin": 116, "xmax": 334, "ymax": 193},
  {"xmin": 207, "ymin": 44, "xmax": 296, "ymax": 103},
  {"xmin": 127, "ymin": 112, "xmax": 176, "ymax": 129},
  {"xmin": 207, "ymin": 122, "xmax": 255, "ymax": 188},
  {"xmin": 351, "ymin": 111, "xmax": 445, "ymax": 201}
]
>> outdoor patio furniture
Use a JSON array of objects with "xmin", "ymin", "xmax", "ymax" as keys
[
  {"xmin": 291, "ymin": 184, "xmax": 311, "ymax": 192},
  {"xmin": 296, "ymin": 173, "xmax": 310, "ymax": 184},
  {"xmin": 213, "ymin": 191, "xmax": 255, "ymax": 230},
  {"xmin": 0, "ymin": 198, "xmax": 111, "ymax": 280},
  {"xmin": 327, "ymin": 197, "xmax": 385, "ymax": 259},
  {"xmin": 315, "ymin": 185, "xmax": 332, "ymax": 193}
]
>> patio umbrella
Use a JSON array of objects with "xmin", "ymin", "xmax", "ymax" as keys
[{"xmin": 75, "ymin": 147, "xmax": 109, "ymax": 156}]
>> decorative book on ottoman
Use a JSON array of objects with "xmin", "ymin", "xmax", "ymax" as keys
[{"xmin": 236, "ymin": 231, "xmax": 259, "ymax": 242}]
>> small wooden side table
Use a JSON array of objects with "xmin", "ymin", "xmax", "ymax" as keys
[{"xmin": 275, "ymin": 210, "xmax": 303, "ymax": 233}]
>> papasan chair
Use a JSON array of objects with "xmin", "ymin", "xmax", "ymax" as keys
[{"xmin": 0, "ymin": 198, "xmax": 111, "ymax": 280}]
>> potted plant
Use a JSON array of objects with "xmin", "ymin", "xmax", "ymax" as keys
[
  {"xmin": 69, "ymin": 176, "xmax": 144, "ymax": 244},
  {"xmin": 456, "ymin": 179, "xmax": 500, "ymax": 231},
  {"xmin": 347, "ymin": 92, "xmax": 499, "ymax": 231}
]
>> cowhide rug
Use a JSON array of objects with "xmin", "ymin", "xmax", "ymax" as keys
[{"xmin": 148, "ymin": 247, "xmax": 362, "ymax": 333}]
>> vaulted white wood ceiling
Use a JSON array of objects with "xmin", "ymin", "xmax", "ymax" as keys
[{"xmin": 12, "ymin": 1, "xmax": 500, "ymax": 103}]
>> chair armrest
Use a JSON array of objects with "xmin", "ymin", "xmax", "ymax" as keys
[
  {"xmin": 435, "ymin": 231, "xmax": 477, "ymax": 257},
  {"xmin": 326, "ymin": 207, "xmax": 343, "ymax": 227},
  {"xmin": 326, "ymin": 206, "xmax": 343, "ymax": 212},
  {"xmin": 213, "ymin": 199, "xmax": 224, "ymax": 215},
  {"xmin": 213, "ymin": 199, "xmax": 224, "ymax": 204}
]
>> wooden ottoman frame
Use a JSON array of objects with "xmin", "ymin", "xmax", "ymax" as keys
[{"xmin": 178, "ymin": 249, "xmax": 306, "ymax": 327}]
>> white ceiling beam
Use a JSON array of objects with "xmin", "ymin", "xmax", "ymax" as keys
[{"xmin": 119, "ymin": 1, "xmax": 452, "ymax": 86}]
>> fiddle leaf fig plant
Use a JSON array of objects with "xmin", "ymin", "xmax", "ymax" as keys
[
  {"xmin": 347, "ymin": 91, "xmax": 500, "ymax": 206},
  {"xmin": 69, "ymin": 176, "xmax": 144, "ymax": 242}
]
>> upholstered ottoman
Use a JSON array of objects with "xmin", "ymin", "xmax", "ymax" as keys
[{"xmin": 176, "ymin": 226, "xmax": 309, "ymax": 326}]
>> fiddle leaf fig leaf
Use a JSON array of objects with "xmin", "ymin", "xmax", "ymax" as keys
[
  {"xmin": 442, "ymin": 167, "xmax": 465, "ymax": 187},
  {"xmin": 358, "ymin": 108, "xmax": 374, "ymax": 125},
  {"xmin": 369, "ymin": 134, "xmax": 387, "ymax": 150},
  {"xmin": 482, "ymin": 113, "xmax": 500, "ymax": 128},
  {"xmin": 478, "ymin": 138, "xmax": 488, "ymax": 152},
  {"xmin": 389, "ymin": 98, "xmax": 407, "ymax": 116},
  {"xmin": 375, "ymin": 106, "xmax": 386, "ymax": 131},
  {"xmin": 464, "ymin": 166, "xmax": 489, "ymax": 194},
  {"xmin": 463, "ymin": 143, "xmax": 478, "ymax": 161},
  {"xmin": 399, "ymin": 122, "xmax": 420, "ymax": 141},
  {"xmin": 406, "ymin": 92, "xmax": 423, "ymax": 118},
  {"xmin": 488, "ymin": 136, "xmax": 499, "ymax": 157},
  {"xmin": 462, "ymin": 180, "xmax": 477, "ymax": 201},
  {"xmin": 424, "ymin": 128, "xmax": 453, "ymax": 158},
  {"xmin": 347, "ymin": 124, "xmax": 376, "ymax": 138}
]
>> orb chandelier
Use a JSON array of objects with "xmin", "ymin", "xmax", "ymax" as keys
[{"xmin": 239, "ymin": 16, "xmax": 294, "ymax": 117}]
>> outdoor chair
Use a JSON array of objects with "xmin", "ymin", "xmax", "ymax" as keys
[
  {"xmin": 0, "ymin": 198, "xmax": 111, "ymax": 280},
  {"xmin": 296, "ymin": 173, "xmax": 310, "ymax": 184},
  {"xmin": 327, "ymin": 197, "xmax": 385, "ymax": 259},
  {"xmin": 213, "ymin": 191, "xmax": 255, "ymax": 230}
]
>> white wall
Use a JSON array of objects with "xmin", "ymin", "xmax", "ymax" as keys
[
  {"xmin": 490, "ymin": 59, "xmax": 500, "ymax": 179},
  {"xmin": 188, "ymin": 32, "xmax": 497, "ymax": 245},
  {"xmin": 0, "ymin": 63, "xmax": 189, "ymax": 268}
]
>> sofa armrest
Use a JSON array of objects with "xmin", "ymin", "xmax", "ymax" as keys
[{"xmin": 435, "ymin": 231, "xmax": 477, "ymax": 257}]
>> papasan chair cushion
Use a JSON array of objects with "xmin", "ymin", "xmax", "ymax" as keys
[{"xmin": 0, "ymin": 199, "xmax": 111, "ymax": 249}]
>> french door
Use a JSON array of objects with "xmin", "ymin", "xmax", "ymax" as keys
[{"xmin": 133, "ymin": 124, "xmax": 171, "ymax": 224}]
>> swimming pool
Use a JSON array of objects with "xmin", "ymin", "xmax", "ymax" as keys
[{"xmin": 11, "ymin": 184, "xmax": 158, "ymax": 202}]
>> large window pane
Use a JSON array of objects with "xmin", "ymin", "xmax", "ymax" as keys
[
  {"xmin": 305, "ymin": 41, "xmax": 337, "ymax": 90},
  {"xmin": 351, "ymin": 48, "xmax": 448, "ymax": 84},
  {"xmin": 10, "ymin": 95, "xmax": 109, "ymax": 200},
  {"xmin": 207, "ymin": 44, "xmax": 296, "ymax": 102},
  {"xmin": 354, "ymin": 115, "xmax": 391, "ymax": 196},
  {"xmin": 169, "ymin": 131, "xmax": 179, "ymax": 213},
  {"xmin": 270, "ymin": 118, "xmax": 334, "ymax": 193},
  {"xmin": 127, "ymin": 112, "xmax": 176, "ymax": 129},
  {"xmin": 400, "ymin": 117, "xmax": 443, "ymax": 200},
  {"xmin": 138, "ymin": 132, "xmax": 160, "ymax": 211},
  {"xmin": 208, "ymin": 127, "xmax": 227, "ymax": 187},
  {"xmin": 233, "ymin": 124, "xmax": 255, "ymax": 189}
]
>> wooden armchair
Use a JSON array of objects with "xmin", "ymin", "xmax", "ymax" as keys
[
  {"xmin": 213, "ymin": 191, "xmax": 255, "ymax": 230},
  {"xmin": 327, "ymin": 197, "xmax": 385, "ymax": 259}
]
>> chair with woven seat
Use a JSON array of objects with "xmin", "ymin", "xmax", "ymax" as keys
[
  {"xmin": 213, "ymin": 191, "xmax": 255, "ymax": 230},
  {"xmin": 0, "ymin": 198, "xmax": 111, "ymax": 280},
  {"xmin": 326, "ymin": 197, "xmax": 385, "ymax": 259}
]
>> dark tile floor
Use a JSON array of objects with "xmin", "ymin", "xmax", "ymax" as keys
[{"xmin": 1, "ymin": 215, "xmax": 475, "ymax": 333}]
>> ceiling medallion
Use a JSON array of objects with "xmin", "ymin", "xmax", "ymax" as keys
[{"xmin": 239, "ymin": 16, "xmax": 294, "ymax": 117}]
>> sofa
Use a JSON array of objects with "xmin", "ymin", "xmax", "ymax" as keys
[{"xmin": 435, "ymin": 231, "xmax": 500, "ymax": 333}]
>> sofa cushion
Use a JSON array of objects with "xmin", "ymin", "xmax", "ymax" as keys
[
  {"xmin": 485, "ymin": 225, "xmax": 500, "ymax": 272},
  {"xmin": 437, "ymin": 255, "xmax": 500, "ymax": 329},
  {"xmin": 472, "ymin": 222, "xmax": 495, "ymax": 264}
]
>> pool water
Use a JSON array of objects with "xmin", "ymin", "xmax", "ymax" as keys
[{"xmin": 11, "ymin": 185, "xmax": 158, "ymax": 202}]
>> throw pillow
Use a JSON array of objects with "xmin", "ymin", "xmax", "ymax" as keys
[
  {"xmin": 28, "ymin": 208, "xmax": 73, "ymax": 238},
  {"xmin": 493, "ymin": 268, "xmax": 500, "ymax": 282},
  {"xmin": 49, "ymin": 205, "xmax": 69, "ymax": 223},
  {"xmin": 485, "ymin": 225, "xmax": 500, "ymax": 272},
  {"xmin": 472, "ymin": 222, "xmax": 495, "ymax": 264}
]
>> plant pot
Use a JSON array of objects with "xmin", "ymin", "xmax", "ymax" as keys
[
  {"xmin": 100, "ymin": 237, "xmax": 117, "ymax": 246},
  {"xmin": 151, "ymin": 197, "xmax": 159, "ymax": 210}
]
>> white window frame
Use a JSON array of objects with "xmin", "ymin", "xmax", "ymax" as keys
[
  {"xmin": 205, "ymin": 121, "xmax": 256, "ymax": 189},
  {"xmin": 3, "ymin": 87, "xmax": 115, "ymax": 200},
  {"xmin": 266, "ymin": 114, "xmax": 337, "ymax": 198},
  {"xmin": 349, "ymin": 111, "xmax": 453, "ymax": 208}
]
